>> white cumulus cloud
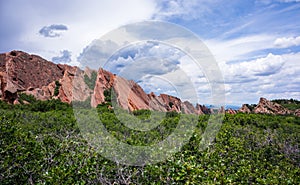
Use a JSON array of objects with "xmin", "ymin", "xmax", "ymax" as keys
[
  {"xmin": 221, "ymin": 52, "xmax": 300, "ymax": 105},
  {"xmin": 274, "ymin": 36, "xmax": 300, "ymax": 48}
]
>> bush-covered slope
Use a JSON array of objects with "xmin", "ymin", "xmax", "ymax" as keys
[
  {"xmin": 272, "ymin": 99, "xmax": 300, "ymax": 111},
  {"xmin": 0, "ymin": 100, "xmax": 299, "ymax": 184}
]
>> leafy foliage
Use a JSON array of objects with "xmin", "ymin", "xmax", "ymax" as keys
[
  {"xmin": 72, "ymin": 96, "xmax": 92, "ymax": 109},
  {"xmin": 18, "ymin": 93, "xmax": 37, "ymax": 104},
  {"xmin": 54, "ymin": 80, "xmax": 61, "ymax": 96},
  {"xmin": 84, "ymin": 71, "xmax": 97, "ymax": 90},
  {"xmin": 272, "ymin": 98, "xmax": 300, "ymax": 111},
  {"xmin": 132, "ymin": 109, "xmax": 151, "ymax": 119},
  {"xmin": 0, "ymin": 100, "xmax": 299, "ymax": 184},
  {"xmin": 166, "ymin": 111, "xmax": 180, "ymax": 118},
  {"xmin": 0, "ymin": 98, "xmax": 71, "ymax": 112}
]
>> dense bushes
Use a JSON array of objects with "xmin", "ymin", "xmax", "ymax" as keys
[
  {"xmin": 0, "ymin": 100, "xmax": 299, "ymax": 184},
  {"xmin": 0, "ymin": 96, "xmax": 71, "ymax": 112},
  {"xmin": 18, "ymin": 93, "xmax": 37, "ymax": 104},
  {"xmin": 272, "ymin": 98, "xmax": 300, "ymax": 111}
]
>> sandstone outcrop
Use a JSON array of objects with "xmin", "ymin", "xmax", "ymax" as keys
[
  {"xmin": 91, "ymin": 67, "xmax": 211, "ymax": 114},
  {"xmin": 254, "ymin": 97, "xmax": 291, "ymax": 115},
  {"xmin": 0, "ymin": 50, "xmax": 92, "ymax": 104},
  {"xmin": 196, "ymin": 104, "xmax": 211, "ymax": 114},
  {"xmin": 238, "ymin": 104, "xmax": 252, "ymax": 113},
  {"xmin": 0, "ymin": 50, "xmax": 225, "ymax": 115},
  {"xmin": 2, "ymin": 51, "xmax": 299, "ymax": 117},
  {"xmin": 226, "ymin": 108, "xmax": 237, "ymax": 114},
  {"xmin": 237, "ymin": 97, "xmax": 299, "ymax": 116},
  {"xmin": 294, "ymin": 109, "xmax": 300, "ymax": 117}
]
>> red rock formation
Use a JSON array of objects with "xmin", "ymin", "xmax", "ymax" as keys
[
  {"xmin": 238, "ymin": 104, "xmax": 252, "ymax": 113},
  {"xmin": 58, "ymin": 65, "xmax": 92, "ymax": 103},
  {"xmin": 90, "ymin": 67, "xmax": 213, "ymax": 114},
  {"xmin": 226, "ymin": 108, "xmax": 237, "ymax": 114},
  {"xmin": 237, "ymin": 98, "xmax": 300, "ymax": 117},
  {"xmin": 0, "ymin": 50, "xmax": 217, "ymax": 115},
  {"xmin": 6, "ymin": 51, "xmax": 298, "ymax": 117},
  {"xmin": 91, "ymin": 68, "xmax": 115, "ymax": 106},
  {"xmin": 0, "ymin": 50, "xmax": 92, "ymax": 104},
  {"xmin": 254, "ymin": 97, "xmax": 291, "ymax": 115},
  {"xmin": 148, "ymin": 92, "xmax": 168, "ymax": 112},
  {"xmin": 196, "ymin": 104, "xmax": 211, "ymax": 114},
  {"xmin": 0, "ymin": 51, "xmax": 62, "ymax": 103},
  {"xmin": 182, "ymin": 101, "xmax": 198, "ymax": 114},
  {"xmin": 158, "ymin": 94, "xmax": 182, "ymax": 112},
  {"xmin": 294, "ymin": 109, "xmax": 300, "ymax": 117}
]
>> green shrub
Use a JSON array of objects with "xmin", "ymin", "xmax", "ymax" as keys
[
  {"xmin": 18, "ymin": 93, "xmax": 36, "ymax": 104},
  {"xmin": 54, "ymin": 81, "xmax": 61, "ymax": 96},
  {"xmin": 103, "ymin": 88, "xmax": 112, "ymax": 102},
  {"xmin": 132, "ymin": 109, "xmax": 151, "ymax": 119},
  {"xmin": 72, "ymin": 96, "xmax": 92, "ymax": 108},
  {"xmin": 272, "ymin": 98, "xmax": 300, "ymax": 111},
  {"xmin": 166, "ymin": 111, "xmax": 180, "ymax": 118},
  {"xmin": 84, "ymin": 71, "xmax": 97, "ymax": 90}
]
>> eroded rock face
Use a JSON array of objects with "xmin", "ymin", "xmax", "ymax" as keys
[
  {"xmin": 91, "ymin": 67, "xmax": 211, "ymax": 114},
  {"xmin": 0, "ymin": 51, "xmax": 92, "ymax": 103},
  {"xmin": 114, "ymin": 77, "xmax": 152, "ymax": 111},
  {"xmin": 159, "ymin": 94, "xmax": 182, "ymax": 112},
  {"xmin": 238, "ymin": 104, "xmax": 252, "ymax": 113},
  {"xmin": 58, "ymin": 65, "xmax": 92, "ymax": 103},
  {"xmin": 148, "ymin": 92, "xmax": 168, "ymax": 112},
  {"xmin": 294, "ymin": 109, "xmax": 300, "ymax": 117},
  {"xmin": 0, "ymin": 51, "xmax": 62, "ymax": 103},
  {"xmin": 254, "ymin": 97, "xmax": 291, "ymax": 115},
  {"xmin": 0, "ymin": 50, "xmax": 218, "ymax": 115},
  {"xmin": 182, "ymin": 101, "xmax": 198, "ymax": 114},
  {"xmin": 226, "ymin": 108, "xmax": 237, "ymax": 114},
  {"xmin": 196, "ymin": 104, "xmax": 211, "ymax": 114},
  {"xmin": 91, "ymin": 68, "xmax": 115, "ymax": 107}
]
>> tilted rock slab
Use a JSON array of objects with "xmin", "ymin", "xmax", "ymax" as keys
[{"xmin": 0, "ymin": 50, "xmax": 211, "ymax": 115}]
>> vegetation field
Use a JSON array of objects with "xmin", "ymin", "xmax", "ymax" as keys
[{"xmin": 0, "ymin": 97, "xmax": 299, "ymax": 184}]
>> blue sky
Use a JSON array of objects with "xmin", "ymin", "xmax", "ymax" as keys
[{"xmin": 0, "ymin": 0, "xmax": 299, "ymax": 105}]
